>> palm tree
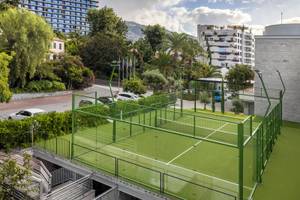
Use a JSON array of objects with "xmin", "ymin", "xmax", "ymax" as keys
[
  {"xmin": 151, "ymin": 51, "xmax": 176, "ymax": 77},
  {"xmin": 165, "ymin": 32, "xmax": 187, "ymax": 61},
  {"xmin": 181, "ymin": 38, "xmax": 205, "ymax": 66},
  {"xmin": 199, "ymin": 64, "xmax": 221, "ymax": 78}
]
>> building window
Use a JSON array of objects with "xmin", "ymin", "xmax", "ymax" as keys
[
  {"xmin": 59, "ymin": 43, "xmax": 62, "ymax": 50},
  {"xmin": 53, "ymin": 42, "xmax": 56, "ymax": 49}
]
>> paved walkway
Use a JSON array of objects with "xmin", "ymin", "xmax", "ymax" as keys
[{"xmin": 254, "ymin": 121, "xmax": 300, "ymax": 200}]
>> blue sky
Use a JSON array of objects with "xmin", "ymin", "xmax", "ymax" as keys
[{"xmin": 99, "ymin": 0, "xmax": 300, "ymax": 36}]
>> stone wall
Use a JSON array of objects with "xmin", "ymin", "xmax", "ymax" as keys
[{"xmin": 255, "ymin": 37, "xmax": 300, "ymax": 122}]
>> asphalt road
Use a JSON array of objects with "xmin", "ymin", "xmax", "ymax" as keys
[
  {"xmin": 0, "ymin": 84, "xmax": 232, "ymax": 120},
  {"xmin": 0, "ymin": 85, "xmax": 119, "ymax": 120}
]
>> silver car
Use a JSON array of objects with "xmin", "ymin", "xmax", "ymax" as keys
[{"xmin": 8, "ymin": 108, "xmax": 46, "ymax": 120}]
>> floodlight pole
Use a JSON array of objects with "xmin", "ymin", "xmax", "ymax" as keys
[
  {"xmin": 276, "ymin": 70, "xmax": 286, "ymax": 125},
  {"xmin": 255, "ymin": 70, "xmax": 271, "ymax": 117},
  {"xmin": 276, "ymin": 70, "xmax": 286, "ymax": 95},
  {"xmin": 110, "ymin": 61, "xmax": 120, "ymax": 102}
]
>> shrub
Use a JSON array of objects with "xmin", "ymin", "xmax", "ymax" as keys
[
  {"xmin": 26, "ymin": 80, "xmax": 53, "ymax": 92},
  {"xmin": 81, "ymin": 67, "xmax": 95, "ymax": 88},
  {"xmin": 143, "ymin": 69, "xmax": 168, "ymax": 93},
  {"xmin": 52, "ymin": 81, "xmax": 66, "ymax": 91},
  {"xmin": 123, "ymin": 78, "xmax": 146, "ymax": 95},
  {"xmin": 231, "ymin": 98, "xmax": 244, "ymax": 114},
  {"xmin": 53, "ymin": 55, "xmax": 95, "ymax": 89},
  {"xmin": 26, "ymin": 80, "xmax": 66, "ymax": 92},
  {"xmin": 0, "ymin": 112, "xmax": 71, "ymax": 150},
  {"xmin": 138, "ymin": 93, "xmax": 174, "ymax": 107}
]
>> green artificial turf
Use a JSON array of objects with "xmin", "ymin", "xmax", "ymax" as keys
[
  {"xmin": 254, "ymin": 121, "xmax": 300, "ymax": 200},
  {"xmin": 36, "ymin": 109, "xmax": 261, "ymax": 200}
]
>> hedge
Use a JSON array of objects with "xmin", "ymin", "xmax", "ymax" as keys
[
  {"xmin": 0, "ymin": 93, "xmax": 177, "ymax": 150},
  {"xmin": 0, "ymin": 112, "xmax": 71, "ymax": 150}
]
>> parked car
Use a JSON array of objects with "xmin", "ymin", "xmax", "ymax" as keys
[
  {"xmin": 8, "ymin": 108, "xmax": 46, "ymax": 120},
  {"xmin": 79, "ymin": 99, "xmax": 104, "ymax": 107},
  {"xmin": 98, "ymin": 96, "xmax": 114, "ymax": 104},
  {"xmin": 115, "ymin": 92, "xmax": 140, "ymax": 101}
]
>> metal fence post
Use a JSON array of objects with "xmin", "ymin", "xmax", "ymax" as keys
[
  {"xmin": 130, "ymin": 116, "xmax": 132, "ymax": 136},
  {"xmin": 250, "ymin": 116, "xmax": 253, "ymax": 137},
  {"xmin": 173, "ymin": 104, "xmax": 176, "ymax": 120},
  {"xmin": 160, "ymin": 173, "xmax": 165, "ymax": 194},
  {"xmin": 95, "ymin": 91, "xmax": 98, "ymax": 105},
  {"xmin": 181, "ymin": 89, "xmax": 183, "ymax": 116},
  {"xmin": 221, "ymin": 78, "xmax": 225, "ymax": 114},
  {"xmin": 155, "ymin": 109, "xmax": 158, "ymax": 127},
  {"xmin": 256, "ymin": 127, "xmax": 262, "ymax": 183},
  {"xmin": 56, "ymin": 136, "xmax": 58, "ymax": 154},
  {"xmin": 143, "ymin": 112, "xmax": 146, "ymax": 132},
  {"xmin": 113, "ymin": 120, "xmax": 116, "ymax": 142},
  {"xmin": 71, "ymin": 94, "xmax": 75, "ymax": 159},
  {"xmin": 211, "ymin": 91, "xmax": 215, "ymax": 112},
  {"xmin": 194, "ymin": 80, "xmax": 197, "ymax": 112},
  {"xmin": 193, "ymin": 116, "xmax": 196, "ymax": 137},
  {"xmin": 115, "ymin": 158, "xmax": 119, "ymax": 177},
  {"xmin": 238, "ymin": 123, "xmax": 244, "ymax": 200}
]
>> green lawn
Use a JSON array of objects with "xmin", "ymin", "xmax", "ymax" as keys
[
  {"xmin": 36, "ymin": 109, "xmax": 261, "ymax": 200},
  {"xmin": 254, "ymin": 121, "xmax": 300, "ymax": 200}
]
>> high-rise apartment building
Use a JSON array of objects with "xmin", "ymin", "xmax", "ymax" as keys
[
  {"xmin": 197, "ymin": 25, "xmax": 255, "ymax": 69},
  {"xmin": 19, "ymin": 0, "xmax": 98, "ymax": 35}
]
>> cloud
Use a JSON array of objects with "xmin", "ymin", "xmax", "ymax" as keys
[{"xmin": 99, "ymin": 0, "xmax": 252, "ymax": 36}]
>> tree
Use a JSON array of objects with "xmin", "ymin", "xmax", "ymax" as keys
[
  {"xmin": 53, "ymin": 55, "xmax": 95, "ymax": 89},
  {"xmin": 0, "ymin": 52, "xmax": 12, "ymax": 103},
  {"xmin": 226, "ymin": 64, "xmax": 254, "ymax": 91},
  {"xmin": 143, "ymin": 24, "xmax": 166, "ymax": 52},
  {"xmin": 150, "ymin": 51, "xmax": 175, "ymax": 77},
  {"xmin": 35, "ymin": 61, "xmax": 61, "ymax": 81},
  {"xmin": 198, "ymin": 64, "xmax": 221, "ymax": 78},
  {"xmin": 199, "ymin": 91, "xmax": 210, "ymax": 110},
  {"xmin": 165, "ymin": 32, "xmax": 187, "ymax": 61},
  {"xmin": 181, "ymin": 37, "xmax": 205, "ymax": 66},
  {"xmin": 132, "ymin": 38, "xmax": 154, "ymax": 67},
  {"xmin": 80, "ymin": 33, "xmax": 127, "ymax": 77},
  {"xmin": 123, "ymin": 78, "xmax": 146, "ymax": 95},
  {"xmin": 87, "ymin": 7, "xmax": 127, "ymax": 37},
  {"xmin": 65, "ymin": 32, "xmax": 86, "ymax": 56},
  {"xmin": 143, "ymin": 69, "xmax": 168, "ymax": 93},
  {"xmin": 0, "ymin": 153, "xmax": 33, "ymax": 199},
  {"xmin": 0, "ymin": 8, "xmax": 54, "ymax": 88},
  {"xmin": 231, "ymin": 98, "xmax": 244, "ymax": 114},
  {"xmin": 0, "ymin": 0, "xmax": 19, "ymax": 11}
]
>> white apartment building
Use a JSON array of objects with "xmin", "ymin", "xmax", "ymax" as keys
[
  {"xmin": 197, "ymin": 25, "xmax": 255, "ymax": 70},
  {"xmin": 49, "ymin": 37, "xmax": 65, "ymax": 60}
]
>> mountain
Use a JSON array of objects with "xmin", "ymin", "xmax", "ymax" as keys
[
  {"xmin": 126, "ymin": 21, "xmax": 145, "ymax": 42},
  {"xmin": 125, "ymin": 21, "xmax": 197, "ymax": 42}
]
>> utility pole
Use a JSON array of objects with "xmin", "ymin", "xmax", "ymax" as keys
[{"xmin": 281, "ymin": 12, "xmax": 283, "ymax": 24}]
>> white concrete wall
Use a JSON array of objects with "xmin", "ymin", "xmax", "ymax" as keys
[{"xmin": 255, "ymin": 37, "xmax": 300, "ymax": 122}]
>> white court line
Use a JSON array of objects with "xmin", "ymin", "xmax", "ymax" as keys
[
  {"xmin": 159, "ymin": 117, "xmax": 239, "ymax": 136},
  {"xmin": 166, "ymin": 123, "xmax": 229, "ymax": 165},
  {"xmin": 100, "ymin": 140, "xmax": 251, "ymax": 190}
]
